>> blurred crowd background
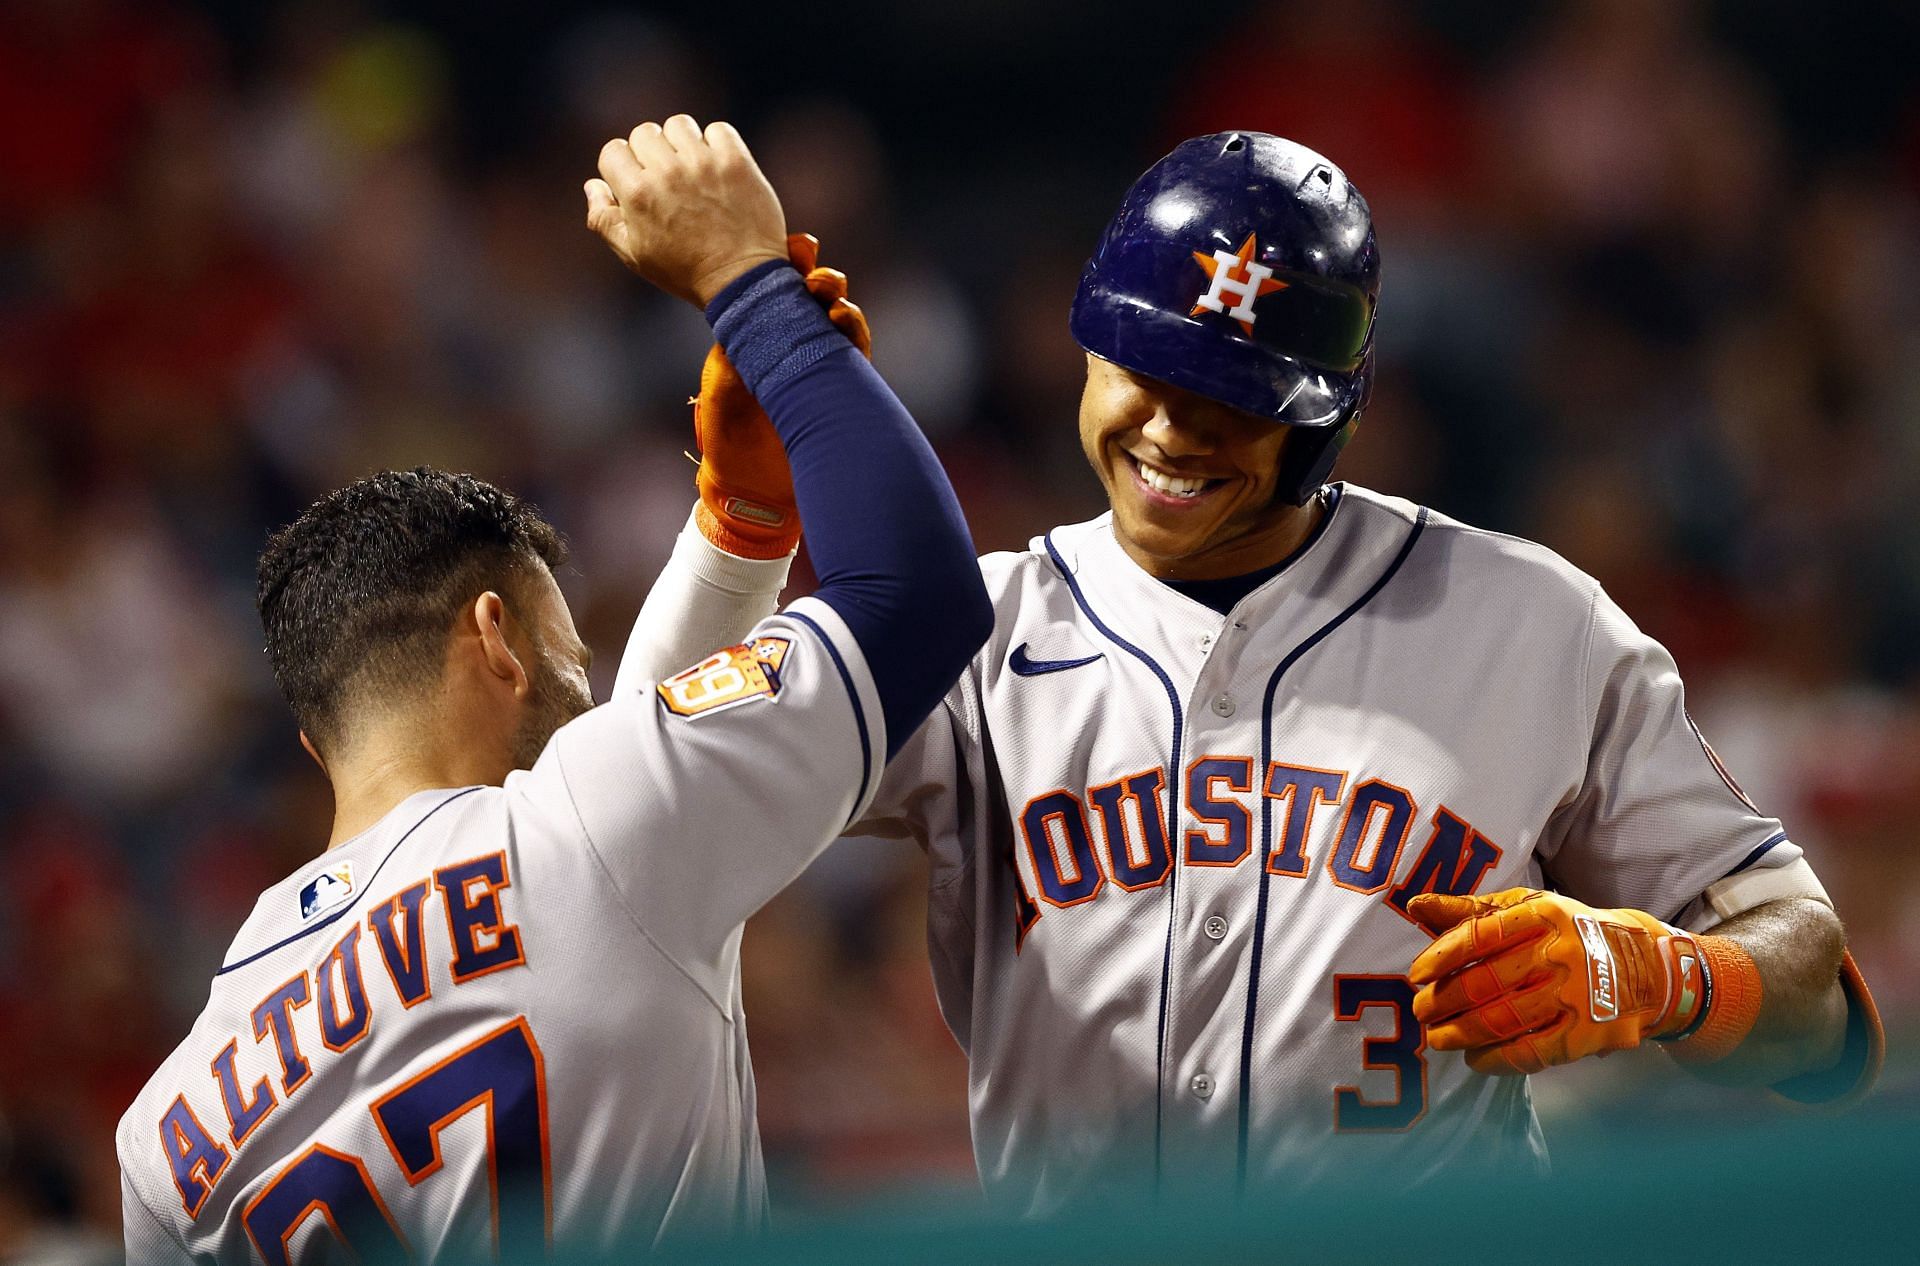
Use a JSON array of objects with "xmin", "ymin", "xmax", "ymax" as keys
[{"xmin": 3, "ymin": 0, "xmax": 1919, "ymax": 1257}]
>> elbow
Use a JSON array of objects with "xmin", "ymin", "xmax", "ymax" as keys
[
  {"xmin": 1796, "ymin": 897, "xmax": 1847, "ymax": 978},
  {"xmin": 925, "ymin": 538, "xmax": 993, "ymax": 668},
  {"xmin": 1728, "ymin": 895, "xmax": 1846, "ymax": 989},
  {"xmin": 955, "ymin": 575, "xmax": 994, "ymax": 659},
  {"xmin": 898, "ymin": 512, "xmax": 991, "ymax": 665},
  {"xmin": 894, "ymin": 562, "xmax": 990, "ymax": 679},
  {"xmin": 860, "ymin": 567, "xmax": 991, "ymax": 763}
]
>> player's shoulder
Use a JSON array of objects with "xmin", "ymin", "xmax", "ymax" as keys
[
  {"xmin": 117, "ymin": 1056, "xmax": 166, "ymax": 1164},
  {"xmin": 968, "ymin": 514, "xmax": 1113, "ymax": 603},
  {"xmin": 1341, "ymin": 483, "xmax": 1605, "ymax": 616},
  {"xmin": 116, "ymin": 1073, "xmax": 172, "ymax": 1235},
  {"xmin": 115, "ymin": 784, "xmax": 525, "ymax": 1199},
  {"xmin": 114, "ymin": 994, "xmax": 233, "ymax": 1212},
  {"xmin": 934, "ymin": 516, "xmax": 1112, "ymax": 682},
  {"xmin": 217, "ymin": 786, "xmax": 497, "ymax": 967}
]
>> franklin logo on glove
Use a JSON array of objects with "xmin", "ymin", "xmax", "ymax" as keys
[{"xmin": 1575, "ymin": 914, "xmax": 1619, "ymax": 1023}]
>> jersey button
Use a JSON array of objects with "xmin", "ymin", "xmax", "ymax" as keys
[
  {"xmin": 1203, "ymin": 915, "xmax": 1228, "ymax": 940},
  {"xmin": 1211, "ymin": 693, "xmax": 1236, "ymax": 717},
  {"xmin": 1190, "ymin": 1073, "xmax": 1215, "ymax": 1100},
  {"xmin": 1198, "ymin": 632, "xmax": 1214, "ymax": 652}
]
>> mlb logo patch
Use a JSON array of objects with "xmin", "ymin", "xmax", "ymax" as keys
[{"xmin": 299, "ymin": 861, "xmax": 355, "ymax": 922}]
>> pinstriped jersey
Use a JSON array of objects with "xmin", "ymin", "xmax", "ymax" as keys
[
  {"xmin": 857, "ymin": 484, "xmax": 1819, "ymax": 1213},
  {"xmin": 117, "ymin": 597, "xmax": 885, "ymax": 1262}
]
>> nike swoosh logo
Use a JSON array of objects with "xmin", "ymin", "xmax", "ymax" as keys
[{"xmin": 1009, "ymin": 643, "xmax": 1103, "ymax": 677}]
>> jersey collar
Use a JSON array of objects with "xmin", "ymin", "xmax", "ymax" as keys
[{"xmin": 1046, "ymin": 484, "xmax": 1423, "ymax": 661}]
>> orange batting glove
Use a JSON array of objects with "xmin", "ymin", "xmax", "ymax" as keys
[
  {"xmin": 692, "ymin": 232, "xmax": 873, "ymax": 558},
  {"xmin": 1407, "ymin": 887, "xmax": 1761, "ymax": 1076}
]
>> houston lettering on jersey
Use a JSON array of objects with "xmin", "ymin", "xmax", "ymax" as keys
[
  {"xmin": 1013, "ymin": 756, "xmax": 1502, "ymax": 946},
  {"xmin": 157, "ymin": 852, "xmax": 527, "ymax": 1219}
]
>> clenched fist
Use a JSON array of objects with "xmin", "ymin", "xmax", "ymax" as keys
[{"xmin": 585, "ymin": 115, "xmax": 787, "ymax": 308}]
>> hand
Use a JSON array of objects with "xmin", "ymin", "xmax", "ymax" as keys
[
  {"xmin": 786, "ymin": 232, "xmax": 872, "ymax": 359},
  {"xmin": 585, "ymin": 115, "xmax": 787, "ymax": 307},
  {"xmin": 1407, "ymin": 887, "xmax": 1706, "ymax": 1076},
  {"xmin": 692, "ymin": 233, "xmax": 873, "ymax": 558}
]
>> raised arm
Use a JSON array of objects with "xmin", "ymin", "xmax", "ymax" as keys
[
  {"xmin": 612, "ymin": 235, "xmax": 871, "ymax": 697},
  {"xmin": 557, "ymin": 116, "xmax": 989, "ymax": 968},
  {"xmin": 588, "ymin": 117, "xmax": 989, "ymax": 753}
]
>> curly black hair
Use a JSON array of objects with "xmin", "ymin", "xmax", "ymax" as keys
[{"xmin": 257, "ymin": 468, "xmax": 567, "ymax": 752}]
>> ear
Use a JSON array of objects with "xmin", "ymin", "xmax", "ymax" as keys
[
  {"xmin": 298, "ymin": 731, "xmax": 328, "ymax": 775},
  {"xmin": 470, "ymin": 591, "xmax": 533, "ymax": 699}
]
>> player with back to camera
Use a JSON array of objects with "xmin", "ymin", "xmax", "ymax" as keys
[
  {"xmin": 115, "ymin": 114, "xmax": 992, "ymax": 1261},
  {"xmin": 635, "ymin": 132, "xmax": 1885, "ymax": 1210}
]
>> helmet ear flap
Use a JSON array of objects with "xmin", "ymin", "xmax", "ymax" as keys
[{"xmin": 1276, "ymin": 411, "xmax": 1360, "ymax": 506}]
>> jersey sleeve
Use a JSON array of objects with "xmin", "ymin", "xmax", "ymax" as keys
[
  {"xmin": 526, "ymin": 595, "xmax": 885, "ymax": 986},
  {"xmin": 852, "ymin": 693, "xmax": 958, "ymax": 843},
  {"xmin": 611, "ymin": 509, "xmax": 793, "ymax": 697},
  {"xmin": 1538, "ymin": 586, "xmax": 1826, "ymax": 927},
  {"xmin": 850, "ymin": 657, "xmax": 989, "ymax": 867},
  {"xmin": 1542, "ymin": 588, "xmax": 1880, "ymax": 1105}
]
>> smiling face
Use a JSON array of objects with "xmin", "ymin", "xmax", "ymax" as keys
[{"xmin": 1078, "ymin": 354, "xmax": 1324, "ymax": 580}]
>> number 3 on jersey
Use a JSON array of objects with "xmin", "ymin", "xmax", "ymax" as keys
[
  {"xmin": 243, "ymin": 1018, "xmax": 550, "ymax": 1263},
  {"xmin": 1333, "ymin": 976, "xmax": 1426, "ymax": 1132}
]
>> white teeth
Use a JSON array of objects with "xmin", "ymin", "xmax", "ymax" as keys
[{"xmin": 1135, "ymin": 459, "xmax": 1209, "ymax": 498}]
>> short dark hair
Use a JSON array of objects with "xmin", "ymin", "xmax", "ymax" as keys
[{"xmin": 257, "ymin": 468, "xmax": 567, "ymax": 751}]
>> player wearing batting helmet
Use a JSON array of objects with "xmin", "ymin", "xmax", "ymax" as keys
[
  {"xmin": 641, "ymin": 132, "xmax": 1882, "ymax": 1212},
  {"xmin": 116, "ymin": 115, "xmax": 991, "ymax": 1259}
]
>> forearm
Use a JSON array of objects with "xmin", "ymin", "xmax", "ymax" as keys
[
  {"xmin": 706, "ymin": 263, "xmax": 991, "ymax": 754},
  {"xmin": 1410, "ymin": 886, "xmax": 1864, "ymax": 1087},
  {"xmin": 1673, "ymin": 897, "xmax": 1848, "ymax": 1087},
  {"xmin": 613, "ymin": 510, "xmax": 792, "ymax": 696}
]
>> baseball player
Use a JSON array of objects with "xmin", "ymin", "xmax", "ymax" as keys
[
  {"xmin": 637, "ymin": 133, "xmax": 1884, "ymax": 1212},
  {"xmin": 115, "ymin": 114, "xmax": 992, "ymax": 1260}
]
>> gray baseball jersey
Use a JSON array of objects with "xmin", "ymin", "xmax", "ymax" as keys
[
  {"xmin": 117, "ymin": 596, "xmax": 884, "ymax": 1262},
  {"xmin": 856, "ymin": 483, "xmax": 1828, "ymax": 1213}
]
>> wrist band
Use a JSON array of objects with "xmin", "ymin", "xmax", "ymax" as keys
[{"xmin": 1662, "ymin": 935, "xmax": 1763, "ymax": 1064}]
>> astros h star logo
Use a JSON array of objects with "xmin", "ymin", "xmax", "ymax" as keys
[{"xmin": 1191, "ymin": 233, "xmax": 1287, "ymax": 334}]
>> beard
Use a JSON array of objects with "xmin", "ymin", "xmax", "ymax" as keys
[{"xmin": 508, "ymin": 644, "xmax": 595, "ymax": 771}]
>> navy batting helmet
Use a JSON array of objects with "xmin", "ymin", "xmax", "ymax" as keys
[{"xmin": 1069, "ymin": 132, "xmax": 1379, "ymax": 505}]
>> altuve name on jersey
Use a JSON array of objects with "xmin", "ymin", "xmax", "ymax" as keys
[
  {"xmin": 1012, "ymin": 758, "xmax": 1502, "ymax": 947},
  {"xmin": 157, "ymin": 852, "xmax": 526, "ymax": 1219}
]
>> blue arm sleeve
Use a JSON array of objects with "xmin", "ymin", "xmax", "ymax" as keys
[{"xmin": 706, "ymin": 262, "xmax": 992, "ymax": 757}]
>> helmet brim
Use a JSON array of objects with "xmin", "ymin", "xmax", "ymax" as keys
[{"xmin": 1071, "ymin": 278, "xmax": 1369, "ymax": 429}]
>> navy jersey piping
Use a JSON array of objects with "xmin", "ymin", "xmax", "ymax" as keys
[
  {"xmin": 1044, "ymin": 531, "xmax": 1185, "ymax": 1188},
  {"xmin": 1236, "ymin": 506, "xmax": 1429, "ymax": 1187},
  {"xmin": 1727, "ymin": 831, "xmax": 1788, "ymax": 877},
  {"xmin": 215, "ymin": 786, "xmax": 483, "ymax": 976},
  {"xmin": 786, "ymin": 609, "xmax": 875, "ymax": 828},
  {"xmin": 1301, "ymin": 484, "xmax": 1342, "ymax": 551},
  {"xmin": 1265, "ymin": 483, "xmax": 1343, "ymax": 580},
  {"xmin": 1658, "ymin": 830, "xmax": 1793, "ymax": 924}
]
